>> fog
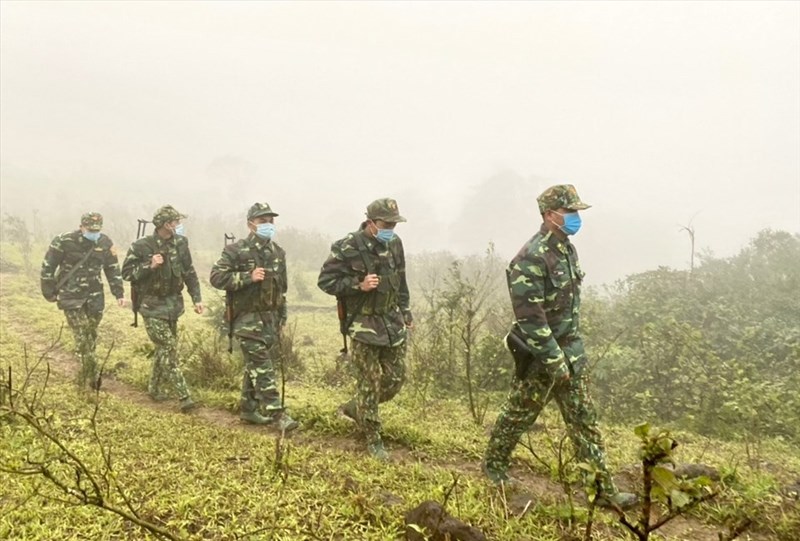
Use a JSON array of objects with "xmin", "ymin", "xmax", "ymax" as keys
[{"xmin": 1, "ymin": 1, "xmax": 798, "ymax": 285}]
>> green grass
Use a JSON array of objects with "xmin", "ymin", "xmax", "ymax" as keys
[{"xmin": 1, "ymin": 267, "xmax": 799, "ymax": 540}]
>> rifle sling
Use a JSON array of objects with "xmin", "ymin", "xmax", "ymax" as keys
[
  {"xmin": 54, "ymin": 248, "xmax": 96, "ymax": 291},
  {"xmin": 339, "ymin": 231, "xmax": 377, "ymax": 339}
]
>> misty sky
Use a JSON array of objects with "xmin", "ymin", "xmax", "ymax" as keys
[{"xmin": 1, "ymin": 1, "xmax": 798, "ymax": 285}]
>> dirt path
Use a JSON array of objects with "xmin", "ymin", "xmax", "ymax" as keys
[{"xmin": 2, "ymin": 315, "xmax": 734, "ymax": 541}]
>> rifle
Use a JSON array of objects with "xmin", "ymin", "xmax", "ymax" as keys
[
  {"xmin": 336, "ymin": 232, "xmax": 375, "ymax": 357},
  {"xmin": 224, "ymin": 233, "xmax": 236, "ymax": 353},
  {"xmin": 336, "ymin": 291, "xmax": 372, "ymax": 357},
  {"xmin": 506, "ymin": 329, "xmax": 536, "ymax": 380},
  {"xmin": 337, "ymin": 296, "xmax": 349, "ymax": 355},
  {"xmin": 130, "ymin": 219, "xmax": 151, "ymax": 328},
  {"xmin": 506, "ymin": 328, "xmax": 576, "ymax": 380}
]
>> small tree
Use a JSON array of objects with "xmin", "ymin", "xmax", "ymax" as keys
[
  {"xmin": 1, "ymin": 339, "xmax": 182, "ymax": 540},
  {"xmin": 607, "ymin": 423, "xmax": 718, "ymax": 541},
  {"xmin": 408, "ymin": 245, "xmax": 509, "ymax": 424},
  {"xmin": 3, "ymin": 213, "xmax": 33, "ymax": 274}
]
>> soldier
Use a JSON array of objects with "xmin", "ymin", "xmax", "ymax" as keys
[
  {"xmin": 121, "ymin": 205, "xmax": 203, "ymax": 412},
  {"xmin": 317, "ymin": 198, "xmax": 413, "ymax": 461},
  {"xmin": 209, "ymin": 202, "xmax": 299, "ymax": 431},
  {"xmin": 40, "ymin": 212, "xmax": 125, "ymax": 389},
  {"xmin": 482, "ymin": 184, "xmax": 637, "ymax": 509}
]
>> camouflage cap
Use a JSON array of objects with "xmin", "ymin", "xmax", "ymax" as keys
[
  {"xmin": 537, "ymin": 184, "xmax": 591, "ymax": 214},
  {"xmin": 247, "ymin": 202, "xmax": 279, "ymax": 220},
  {"xmin": 152, "ymin": 205, "xmax": 187, "ymax": 227},
  {"xmin": 80, "ymin": 212, "xmax": 103, "ymax": 231},
  {"xmin": 366, "ymin": 198, "xmax": 406, "ymax": 223}
]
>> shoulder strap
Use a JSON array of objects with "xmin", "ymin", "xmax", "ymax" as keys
[
  {"xmin": 54, "ymin": 247, "xmax": 95, "ymax": 290},
  {"xmin": 353, "ymin": 232, "xmax": 374, "ymax": 274}
]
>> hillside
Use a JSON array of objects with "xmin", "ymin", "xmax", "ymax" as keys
[{"xmin": 1, "ymin": 247, "xmax": 798, "ymax": 540}]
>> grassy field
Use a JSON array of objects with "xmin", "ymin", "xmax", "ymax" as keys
[{"xmin": 1, "ymin": 256, "xmax": 798, "ymax": 540}]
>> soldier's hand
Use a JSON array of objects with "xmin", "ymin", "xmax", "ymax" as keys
[
  {"xmin": 194, "ymin": 303, "xmax": 204, "ymax": 314},
  {"xmin": 117, "ymin": 298, "xmax": 126, "ymax": 308},
  {"xmin": 150, "ymin": 254, "xmax": 164, "ymax": 269},
  {"xmin": 557, "ymin": 367, "xmax": 571, "ymax": 383},
  {"xmin": 553, "ymin": 361, "xmax": 571, "ymax": 384},
  {"xmin": 251, "ymin": 267, "xmax": 266, "ymax": 282},
  {"xmin": 359, "ymin": 273, "xmax": 380, "ymax": 292}
]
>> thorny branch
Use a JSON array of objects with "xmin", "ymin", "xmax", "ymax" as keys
[{"xmin": 1, "ymin": 339, "xmax": 182, "ymax": 541}]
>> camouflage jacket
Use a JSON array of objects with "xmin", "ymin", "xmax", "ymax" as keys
[
  {"xmin": 318, "ymin": 226, "xmax": 411, "ymax": 347},
  {"xmin": 40, "ymin": 231, "xmax": 125, "ymax": 312},
  {"xmin": 121, "ymin": 233, "xmax": 202, "ymax": 320},
  {"xmin": 508, "ymin": 224, "xmax": 586, "ymax": 377},
  {"xmin": 209, "ymin": 233, "xmax": 288, "ymax": 329}
]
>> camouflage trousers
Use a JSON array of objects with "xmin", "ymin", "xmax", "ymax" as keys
[
  {"xmin": 63, "ymin": 307, "xmax": 102, "ymax": 387},
  {"xmin": 349, "ymin": 340, "xmax": 406, "ymax": 445},
  {"xmin": 236, "ymin": 312, "xmax": 282, "ymax": 415},
  {"xmin": 143, "ymin": 317, "xmax": 190, "ymax": 400},
  {"xmin": 484, "ymin": 368, "xmax": 617, "ymax": 494}
]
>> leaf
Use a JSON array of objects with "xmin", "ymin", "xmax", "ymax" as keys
[
  {"xmin": 670, "ymin": 489, "xmax": 692, "ymax": 509},
  {"xmin": 634, "ymin": 422, "xmax": 650, "ymax": 439},
  {"xmin": 652, "ymin": 466, "xmax": 677, "ymax": 491}
]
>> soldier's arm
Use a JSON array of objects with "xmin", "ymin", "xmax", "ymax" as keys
[
  {"xmin": 396, "ymin": 240, "xmax": 413, "ymax": 323},
  {"xmin": 121, "ymin": 241, "xmax": 153, "ymax": 282},
  {"xmin": 101, "ymin": 238, "xmax": 125, "ymax": 299},
  {"xmin": 317, "ymin": 240, "xmax": 361, "ymax": 297},
  {"xmin": 181, "ymin": 239, "xmax": 202, "ymax": 304},
  {"xmin": 510, "ymin": 253, "xmax": 567, "ymax": 377},
  {"xmin": 279, "ymin": 247, "xmax": 288, "ymax": 325},
  {"xmin": 209, "ymin": 245, "xmax": 254, "ymax": 291},
  {"xmin": 40, "ymin": 235, "xmax": 64, "ymax": 301}
]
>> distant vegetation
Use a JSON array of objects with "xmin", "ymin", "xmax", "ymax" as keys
[{"xmin": 585, "ymin": 229, "xmax": 800, "ymax": 444}]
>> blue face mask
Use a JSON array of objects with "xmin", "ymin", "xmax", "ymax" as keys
[
  {"xmin": 555, "ymin": 212, "xmax": 582, "ymax": 235},
  {"xmin": 375, "ymin": 228, "xmax": 395, "ymax": 243},
  {"xmin": 172, "ymin": 224, "xmax": 185, "ymax": 237},
  {"xmin": 255, "ymin": 223, "xmax": 276, "ymax": 240},
  {"xmin": 83, "ymin": 231, "xmax": 101, "ymax": 242}
]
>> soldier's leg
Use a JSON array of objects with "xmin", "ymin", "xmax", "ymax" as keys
[
  {"xmin": 484, "ymin": 373, "xmax": 554, "ymax": 477},
  {"xmin": 144, "ymin": 318, "xmax": 190, "ymax": 400},
  {"xmin": 555, "ymin": 372, "xmax": 616, "ymax": 494},
  {"xmin": 377, "ymin": 343, "xmax": 406, "ymax": 403},
  {"xmin": 63, "ymin": 307, "xmax": 95, "ymax": 387},
  {"xmin": 238, "ymin": 335, "xmax": 281, "ymax": 415},
  {"xmin": 85, "ymin": 311, "xmax": 103, "ymax": 380},
  {"xmin": 350, "ymin": 340, "xmax": 383, "ymax": 444},
  {"xmin": 142, "ymin": 316, "xmax": 163, "ymax": 396}
]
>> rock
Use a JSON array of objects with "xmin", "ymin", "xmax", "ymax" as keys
[
  {"xmin": 671, "ymin": 463, "xmax": 721, "ymax": 481},
  {"xmin": 379, "ymin": 490, "xmax": 404, "ymax": 508},
  {"xmin": 404, "ymin": 500, "xmax": 487, "ymax": 541},
  {"xmin": 507, "ymin": 492, "xmax": 535, "ymax": 517},
  {"xmin": 111, "ymin": 361, "xmax": 129, "ymax": 374},
  {"xmin": 781, "ymin": 479, "xmax": 800, "ymax": 500}
]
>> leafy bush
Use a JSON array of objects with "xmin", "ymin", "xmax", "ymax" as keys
[{"xmin": 586, "ymin": 230, "xmax": 800, "ymax": 443}]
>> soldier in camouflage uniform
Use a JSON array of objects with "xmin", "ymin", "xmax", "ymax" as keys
[
  {"xmin": 40, "ymin": 212, "xmax": 125, "ymax": 389},
  {"xmin": 209, "ymin": 202, "xmax": 299, "ymax": 432},
  {"xmin": 483, "ymin": 185, "xmax": 637, "ymax": 509},
  {"xmin": 121, "ymin": 205, "xmax": 203, "ymax": 412},
  {"xmin": 317, "ymin": 198, "xmax": 413, "ymax": 461}
]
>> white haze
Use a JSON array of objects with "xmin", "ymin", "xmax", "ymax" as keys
[{"xmin": 1, "ymin": 1, "xmax": 798, "ymax": 285}]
